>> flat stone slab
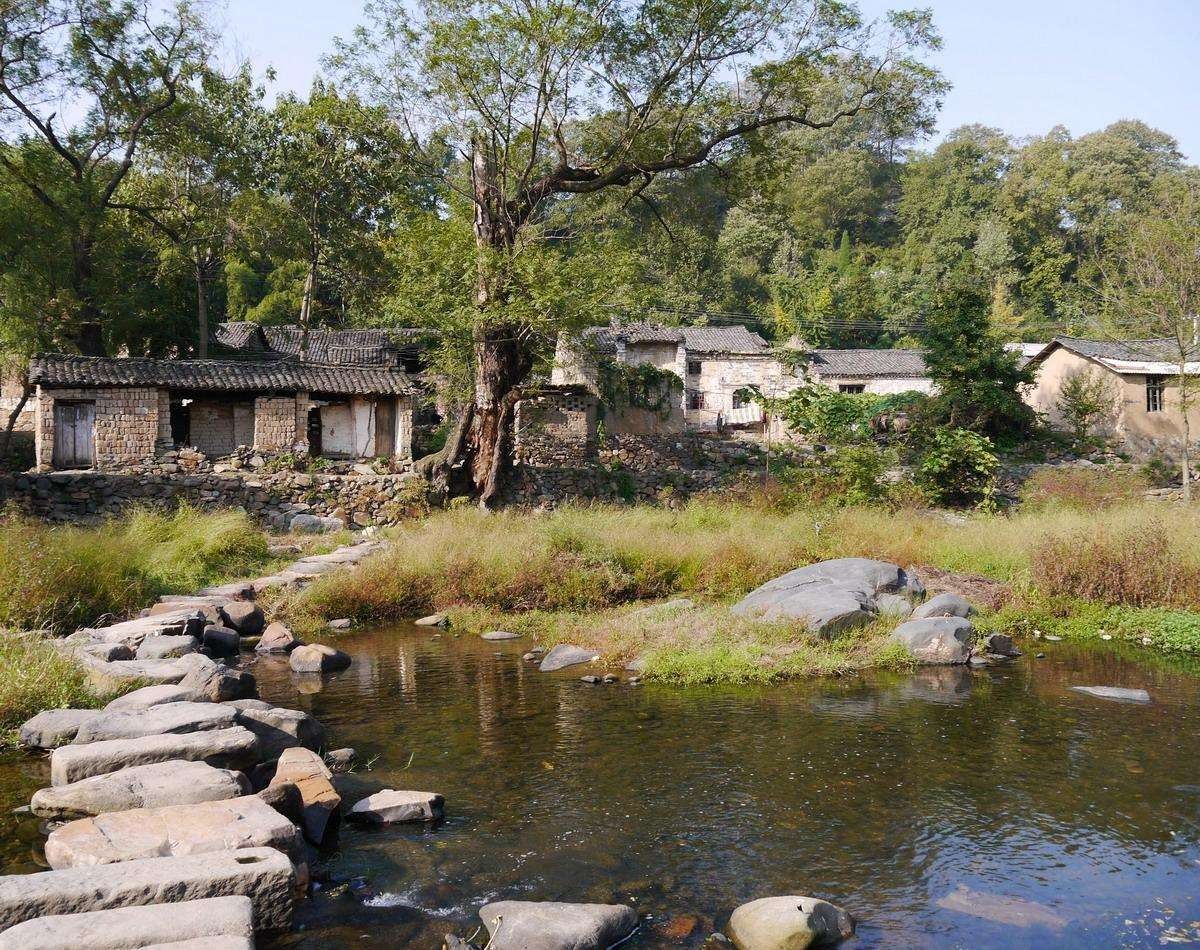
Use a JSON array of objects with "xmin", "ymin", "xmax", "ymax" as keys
[
  {"xmin": 45, "ymin": 795, "xmax": 301, "ymax": 869},
  {"xmin": 348, "ymin": 789, "xmax": 444, "ymax": 824},
  {"xmin": 891, "ymin": 617, "xmax": 976, "ymax": 665},
  {"xmin": 51, "ymin": 726, "xmax": 259, "ymax": 786},
  {"xmin": 73, "ymin": 702, "xmax": 237, "ymax": 745},
  {"xmin": 539, "ymin": 644, "xmax": 599, "ymax": 673},
  {"xmin": 0, "ymin": 847, "xmax": 294, "ymax": 932},
  {"xmin": 82, "ymin": 611, "xmax": 206, "ymax": 648},
  {"xmin": 32, "ymin": 760, "xmax": 251, "ymax": 821},
  {"xmin": 80, "ymin": 653, "xmax": 216, "ymax": 691},
  {"xmin": 726, "ymin": 895, "xmax": 856, "ymax": 950},
  {"xmin": 104, "ymin": 685, "xmax": 204, "ymax": 711},
  {"xmin": 479, "ymin": 901, "xmax": 638, "ymax": 950},
  {"xmin": 19, "ymin": 709, "xmax": 97, "ymax": 750},
  {"xmin": 481, "ymin": 631, "xmax": 521, "ymax": 641},
  {"xmin": 230, "ymin": 701, "xmax": 326, "ymax": 761},
  {"xmin": 1070, "ymin": 686, "xmax": 1152, "ymax": 704},
  {"xmin": 137, "ymin": 634, "xmax": 201, "ymax": 660},
  {"xmin": 0, "ymin": 895, "xmax": 254, "ymax": 949}
]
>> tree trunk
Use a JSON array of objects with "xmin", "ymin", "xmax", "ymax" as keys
[
  {"xmin": 1181, "ymin": 367, "xmax": 1192, "ymax": 504},
  {"xmin": 299, "ymin": 260, "xmax": 317, "ymax": 361},
  {"xmin": 0, "ymin": 382, "xmax": 31, "ymax": 464},
  {"xmin": 195, "ymin": 259, "xmax": 211, "ymax": 359},
  {"xmin": 70, "ymin": 231, "xmax": 106, "ymax": 356}
]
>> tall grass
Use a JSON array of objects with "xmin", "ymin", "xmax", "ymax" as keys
[
  {"xmin": 0, "ymin": 504, "xmax": 271, "ymax": 634},
  {"xmin": 0, "ymin": 634, "xmax": 119, "ymax": 741}
]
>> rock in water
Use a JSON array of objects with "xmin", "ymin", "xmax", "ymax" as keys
[
  {"xmin": 220, "ymin": 601, "xmax": 265, "ymax": 636},
  {"xmin": 288, "ymin": 643, "xmax": 352, "ymax": 674},
  {"xmin": 0, "ymin": 847, "xmax": 294, "ymax": 932},
  {"xmin": 890, "ymin": 617, "xmax": 975, "ymax": 665},
  {"xmin": 348, "ymin": 789, "xmax": 444, "ymax": 824},
  {"xmin": 727, "ymin": 896, "xmax": 856, "ymax": 949},
  {"xmin": 912, "ymin": 592, "xmax": 975, "ymax": 619},
  {"xmin": 256, "ymin": 622, "xmax": 303, "ymax": 653},
  {"xmin": 71, "ymin": 702, "xmax": 237, "ymax": 744},
  {"xmin": 44, "ymin": 794, "xmax": 301, "ymax": 869},
  {"xmin": 229, "ymin": 701, "xmax": 326, "ymax": 761},
  {"xmin": 538, "ymin": 644, "xmax": 599, "ymax": 673},
  {"xmin": 0, "ymin": 895, "xmax": 255, "ymax": 949},
  {"xmin": 481, "ymin": 631, "xmax": 521, "ymax": 641},
  {"xmin": 1070, "ymin": 686, "xmax": 1151, "ymax": 704},
  {"xmin": 179, "ymin": 662, "xmax": 257, "ymax": 702},
  {"xmin": 202, "ymin": 624, "xmax": 241, "ymax": 656},
  {"xmin": 731, "ymin": 558, "xmax": 923, "ymax": 636},
  {"xmin": 31, "ymin": 760, "xmax": 250, "ymax": 820},
  {"xmin": 415, "ymin": 613, "xmax": 450, "ymax": 627},
  {"xmin": 478, "ymin": 901, "xmax": 638, "ymax": 950},
  {"xmin": 50, "ymin": 726, "xmax": 259, "ymax": 786},
  {"xmin": 268, "ymin": 748, "xmax": 341, "ymax": 846},
  {"xmin": 19, "ymin": 710, "xmax": 97, "ymax": 750}
]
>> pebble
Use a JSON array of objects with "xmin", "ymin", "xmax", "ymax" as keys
[{"xmin": 581, "ymin": 675, "xmax": 602, "ymax": 685}]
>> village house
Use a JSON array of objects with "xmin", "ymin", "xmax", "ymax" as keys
[
  {"xmin": 29, "ymin": 323, "xmax": 419, "ymax": 471},
  {"xmin": 1024, "ymin": 336, "xmax": 1200, "ymax": 453},
  {"xmin": 803, "ymin": 349, "xmax": 933, "ymax": 394}
]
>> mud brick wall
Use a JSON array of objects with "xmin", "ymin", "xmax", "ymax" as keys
[
  {"xmin": 36, "ymin": 387, "xmax": 162, "ymax": 469},
  {"xmin": 253, "ymin": 395, "xmax": 305, "ymax": 452}
]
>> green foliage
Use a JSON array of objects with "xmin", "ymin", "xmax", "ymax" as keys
[
  {"xmin": 917, "ymin": 428, "xmax": 999, "ymax": 509},
  {"xmin": 1055, "ymin": 368, "xmax": 1118, "ymax": 439},
  {"xmin": 774, "ymin": 383, "xmax": 924, "ymax": 444},
  {"xmin": 596, "ymin": 361, "xmax": 682, "ymax": 419}
]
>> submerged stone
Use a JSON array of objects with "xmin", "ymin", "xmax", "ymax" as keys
[
  {"xmin": 539, "ymin": 644, "xmax": 599, "ymax": 673},
  {"xmin": 1070, "ymin": 686, "xmax": 1151, "ymax": 704},
  {"xmin": 479, "ymin": 901, "xmax": 638, "ymax": 950}
]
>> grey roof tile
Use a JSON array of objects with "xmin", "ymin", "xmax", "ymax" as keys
[{"xmin": 808, "ymin": 349, "xmax": 929, "ymax": 378}]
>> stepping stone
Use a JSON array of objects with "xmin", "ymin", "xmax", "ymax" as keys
[
  {"xmin": 80, "ymin": 653, "xmax": 217, "ymax": 691},
  {"xmin": 198, "ymin": 581, "xmax": 257, "ymax": 600},
  {"xmin": 104, "ymin": 685, "xmax": 203, "ymax": 711},
  {"xmin": 538, "ymin": 644, "xmax": 599, "ymax": 673},
  {"xmin": 19, "ymin": 710, "xmax": 97, "ymax": 750},
  {"xmin": 51, "ymin": 726, "xmax": 259, "ymax": 786},
  {"xmin": 229, "ymin": 701, "xmax": 326, "ymax": 761},
  {"xmin": 31, "ymin": 760, "xmax": 250, "ymax": 821},
  {"xmin": 479, "ymin": 901, "xmax": 638, "ymax": 950},
  {"xmin": 288, "ymin": 644, "xmax": 351, "ymax": 674},
  {"xmin": 45, "ymin": 795, "xmax": 302, "ymax": 869},
  {"xmin": 202, "ymin": 625, "xmax": 241, "ymax": 656},
  {"xmin": 1070, "ymin": 686, "xmax": 1151, "ymax": 704},
  {"xmin": 0, "ymin": 895, "xmax": 255, "ymax": 949},
  {"xmin": 72, "ymin": 703, "xmax": 237, "ymax": 745},
  {"xmin": 136, "ymin": 634, "xmax": 200, "ymax": 660},
  {"xmin": 481, "ymin": 631, "xmax": 521, "ymax": 641},
  {"xmin": 0, "ymin": 847, "xmax": 294, "ymax": 932},
  {"xmin": 255, "ymin": 623, "xmax": 303, "ymax": 653},
  {"xmin": 219, "ymin": 602, "xmax": 265, "ymax": 636},
  {"xmin": 82, "ymin": 611, "xmax": 206, "ymax": 648},
  {"xmin": 179, "ymin": 662, "xmax": 257, "ymax": 702},
  {"xmin": 269, "ymin": 748, "xmax": 340, "ymax": 845},
  {"xmin": 348, "ymin": 789, "xmax": 444, "ymax": 824}
]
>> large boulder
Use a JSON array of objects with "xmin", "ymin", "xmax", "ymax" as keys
[
  {"xmin": 727, "ymin": 896, "xmax": 856, "ymax": 950},
  {"xmin": 288, "ymin": 643, "xmax": 351, "ymax": 674},
  {"xmin": 219, "ymin": 602, "xmax": 265, "ymax": 637},
  {"xmin": 538, "ymin": 644, "xmax": 599, "ymax": 673},
  {"xmin": 229, "ymin": 701, "xmax": 326, "ymax": 761},
  {"xmin": 290, "ymin": 513, "xmax": 344, "ymax": 534},
  {"xmin": 891, "ymin": 617, "xmax": 975, "ymax": 665},
  {"xmin": 256, "ymin": 622, "xmax": 302, "ymax": 654},
  {"xmin": 104, "ymin": 684, "xmax": 204, "ymax": 711},
  {"xmin": 268, "ymin": 748, "xmax": 340, "ymax": 846},
  {"xmin": 19, "ymin": 709, "xmax": 97, "ymax": 750},
  {"xmin": 911, "ymin": 592, "xmax": 974, "ymax": 620},
  {"xmin": 179, "ymin": 662, "xmax": 257, "ymax": 702},
  {"xmin": 0, "ymin": 847, "xmax": 294, "ymax": 932},
  {"xmin": 347, "ymin": 789, "xmax": 444, "ymax": 824},
  {"xmin": 202, "ymin": 624, "xmax": 242, "ymax": 657},
  {"xmin": 0, "ymin": 895, "xmax": 255, "ymax": 950},
  {"xmin": 478, "ymin": 901, "xmax": 638, "ymax": 950},
  {"xmin": 71, "ymin": 702, "xmax": 237, "ymax": 745},
  {"xmin": 44, "ymin": 794, "xmax": 302, "ymax": 869},
  {"xmin": 31, "ymin": 760, "xmax": 250, "ymax": 821},
  {"xmin": 136, "ymin": 634, "xmax": 201, "ymax": 660},
  {"xmin": 732, "ymin": 558, "xmax": 924, "ymax": 636},
  {"xmin": 50, "ymin": 727, "xmax": 259, "ymax": 786}
]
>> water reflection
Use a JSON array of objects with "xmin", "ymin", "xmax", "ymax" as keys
[{"xmin": 3, "ymin": 630, "xmax": 1199, "ymax": 948}]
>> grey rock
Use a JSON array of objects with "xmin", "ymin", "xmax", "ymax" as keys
[
  {"xmin": 81, "ymin": 653, "xmax": 217, "ymax": 692},
  {"xmin": 983, "ymin": 632, "xmax": 1021, "ymax": 657},
  {"xmin": 481, "ymin": 630, "xmax": 521, "ymax": 641},
  {"xmin": 1070, "ymin": 686, "xmax": 1152, "ymax": 704},
  {"xmin": 179, "ymin": 663, "xmax": 257, "ymax": 702},
  {"xmin": 256, "ymin": 781, "xmax": 304, "ymax": 826},
  {"xmin": 19, "ymin": 710, "xmax": 97, "ymax": 750},
  {"xmin": 202, "ymin": 625, "xmax": 241, "ymax": 657},
  {"xmin": 912, "ymin": 592, "xmax": 975, "ymax": 620},
  {"xmin": 137, "ymin": 635, "xmax": 201, "ymax": 660},
  {"xmin": 51, "ymin": 726, "xmax": 260, "ymax": 786},
  {"xmin": 72, "ymin": 702, "xmax": 237, "ymax": 745},
  {"xmin": 255, "ymin": 622, "xmax": 302, "ymax": 654},
  {"xmin": 230, "ymin": 701, "xmax": 326, "ymax": 762},
  {"xmin": 891, "ymin": 617, "xmax": 976, "ymax": 665},
  {"xmin": 415, "ymin": 613, "xmax": 449, "ymax": 627},
  {"xmin": 83, "ymin": 611, "xmax": 206, "ymax": 648},
  {"xmin": 539, "ymin": 644, "xmax": 599, "ymax": 673},
  {"xmin": 219, "ymin": 602, "xmax": 265, "ymax": 637},
  {"xmin": 80, "ymin": 642, "xmax": 135, "ymax": 662},
  {"xmin": 325, "ymin": 748, "xmax": 357, "ymax": 773},
  {"xmin": 726, "ymin": 895, "xmax": 855, "ymax": 950},
  {"xmin": 31, "ymin": 760, "xmax": 251, "ymax": 821},
  {"xmin": 347, "ymin": 789, "xmax": 444, "ymax": 824},
  {"xmin": 44, "ymin": 795, "xmax": 301, "ymax": 869},
  {"xmin": 632, "ymin": 598, "xmax": 695, "ymax": 615},
  {"xmin": 327, "ymin": 618, "xmax": 353, "ymax": 631},
  {"xmin": 0, "ymin": 895, "xmax": 255, "ymax": 949},
  {"xmin": 0, "ymin": 847, "xmax": 294, "ymax": 932},
  {"xmin": 874, "ymin": 593, "xmax": 915, "ymax": 618},
  {"xmin": 478, "ymin": 901, "xmax": 638, "ymax": 950},
  {"xmin": 104, "ymin": 685, "xmax": 204, "ymax": 711},
  {"xmin": 290, "ymin": 513, "xmax": 345, "ymax": 534},
  {"xmin": 269, "ymin": 748, "xmax": 340, "ymax": 846},
  {"xmin": 288, "ymin": 643, "xmax": 351, "ymax": 674}
]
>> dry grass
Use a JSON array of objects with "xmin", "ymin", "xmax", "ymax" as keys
[{"xmin": 1019, "ymin": 466, "xmax": 1148, "ymax": 510}]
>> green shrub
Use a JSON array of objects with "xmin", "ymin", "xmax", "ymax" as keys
[
  {"xmin": 0, "ymin": 633, "xmax": 121, "ymax": 741},
  {"xmin": 917, "ymin": 428, "xmax": 998, "ymax": 509}
]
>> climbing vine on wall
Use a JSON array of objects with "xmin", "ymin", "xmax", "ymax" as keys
[{"xmin": 596, "ymin": 361, "xmax": 683, "ymax": 420}]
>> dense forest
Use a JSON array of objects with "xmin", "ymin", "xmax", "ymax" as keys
[{"xmin": 1, "ymin": 0, "xmax": 1198, "ymax": 494}]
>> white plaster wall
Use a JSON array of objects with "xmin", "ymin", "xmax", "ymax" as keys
[{"xmin": 321, "ymin": 402, "xmax": 377, "ymax": 456}]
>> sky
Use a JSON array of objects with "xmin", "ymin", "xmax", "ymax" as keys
[{"xmin": 221, "ymin": 0, "xmax": 1200, "ymax": 160}]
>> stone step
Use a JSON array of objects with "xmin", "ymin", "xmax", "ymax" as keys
[
  {"xmin": 51, "ymin": 726, "xmax": 259, "ymax": 786},
  {"xmin": 45, "ymin": 795, "xmax": 302, "ymax": 869},
  {"xmin": 72, "ymin": 703, "xmax": 237, "ymax": 745},
  {"xmin": 0, "ymin": 895, "xmax": 254, "ymax": 949},
  {"xmin": 31, "ymin": 760, "xmax": 250, "ymax": 821},
  {"xmin": 0, "ymin": 847, "xmax": 294, "ymax": 933}
]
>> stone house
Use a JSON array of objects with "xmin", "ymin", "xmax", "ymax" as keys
[
  {"xmin": 29, "ymin": 354, "xmax": 415, "ymax": 471},
  {"xmin": 803, "ymin": 349, "xmax": 934, "ymax": 395},
  {"xmin": 1024, "ymin": 336, "xmax": 1200, "ymax": 453}
]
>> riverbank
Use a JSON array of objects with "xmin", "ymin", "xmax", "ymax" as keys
[{"xmin": 286, "ymin": 497, "xmax": 1200, "ymax": 680}]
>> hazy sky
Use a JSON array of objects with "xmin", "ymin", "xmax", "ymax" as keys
[{"xmin": 221, "ymin": 0, "xmax": 1200, "ymax": 160}]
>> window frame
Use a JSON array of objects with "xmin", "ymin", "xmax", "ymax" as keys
[
  {"xmin": 838, "ymin": 383, "xmax": 867, "ymax": 394},
  {"xmin": 686, "ymin": 359, "xmax": 702, "ymax": 376},
  {"xmin": 1146, "ymin": 374, "xmax": 1165, "ymax": 413}
]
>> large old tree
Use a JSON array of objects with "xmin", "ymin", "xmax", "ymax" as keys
[{"xmin": 336, "ymin": 0, "xmax": 943, "ymax": 504}]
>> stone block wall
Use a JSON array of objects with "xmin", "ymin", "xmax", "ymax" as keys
[
  {"xmin": 190, "ymin": 399, "xmax": 257, "ymax": 456},
  {"xmin": 36, "ymin": 386, "xmax": 162, "ymax": 469},
  {"xmin": 514, "ymin": 388, "xmax": 598, "ymax": 466},
  {"xmin": 254, "ymin": 395, "xmax": 305, "ymax": 452}
]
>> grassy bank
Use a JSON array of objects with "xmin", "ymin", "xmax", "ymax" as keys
[
  {"xmin": 0, "ymin": 504, "xmax": 272, "ymax": 634},
  {"xmin": 292, "ymin": 474, "xmax": 1200, "ymax": 679}
]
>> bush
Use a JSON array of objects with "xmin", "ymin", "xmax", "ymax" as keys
[
  {"xmin": 1055, "ymin": 367, "xmax": 1118, "ymax": 440},
  {"xmin": 917, "ymin": 428, "xmax": 999, "ymax": 509},
  {"xmin": 774, "ymin": 384, "xmax": 926, "ymax": 445}
]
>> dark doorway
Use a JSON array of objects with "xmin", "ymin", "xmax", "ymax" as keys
[
  {"xmin": 307, "ymin": 407, "xmax": 323, "ymax": 456},
  {"xmin": 170, "ymin": 401, "xmax": 191, "ymax": 446}
]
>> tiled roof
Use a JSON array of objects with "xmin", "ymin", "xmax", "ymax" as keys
[
  {"xmin": 213, "ymin": 322, "xmax": 431, "ymax": 367},
  {"xmin": 30, "ymin": 354, "xmax": 414, "ymax": 395},
  {"xmin": 808, "ymin": 349, "xmax": 929, "ymax": 378},
  {"xmin": 584, "ymin": 322, "xmax": 770, "ymax": 355},
  {"xmin": 212, "ymin": 322, "xmax": 267, "ymax": 352},
  {"xmin": 1042, "ymin": 336, "xmax": 1200, "ymax": 375}
]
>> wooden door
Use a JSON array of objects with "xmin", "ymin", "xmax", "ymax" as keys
[
  {"xmin": 53, "ymin": 401, "xmax": 95, "ymax": 468},
  {"xmin": 374, "ymin": 397, "xmax": 397, "ymax": 457}
]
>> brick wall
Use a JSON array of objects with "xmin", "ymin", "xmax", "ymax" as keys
[
  {"xmin": 514, "ymin": 388, "xmax": 598, "ymax": 466},
  {"xmin": 254, "ymin": 395, "xmax": 303, "ymax": 451},
  {"xmin": 36, "ymin": 386, "xmax": 162, "ymax": 469}
]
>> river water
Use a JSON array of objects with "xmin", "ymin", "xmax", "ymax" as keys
[{"xmin": 3, "ymin": 627, "xmax": 1200, "ymax": 948}]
